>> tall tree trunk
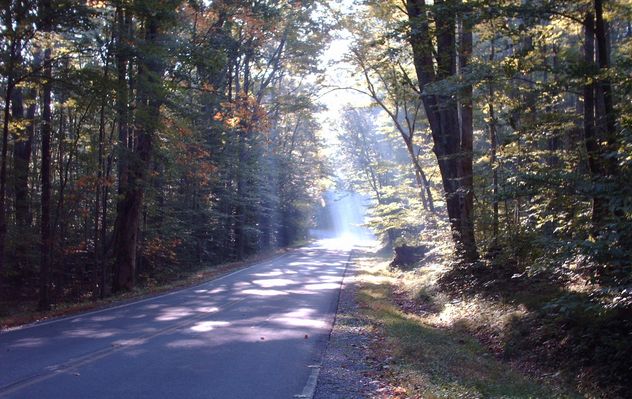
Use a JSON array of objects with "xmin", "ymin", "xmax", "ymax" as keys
[
  {"xmin": 112, "ymin": 12, "xmax": 166, "ymax": 292},
  {"xmin": 115, "ymin": 6, "xmax": 129, "ymax": 200},
  {"xmin": 406, "ymin": 0, "xmax": 478, "ymax": 263},
  {"xmin": 234, "ymin": 129, "xmax": 247, "ymax": 260},
  {"xmin": 11, "ymin": 87, "xmax": 35, "ymax": 271},
  {"xmin": 487, "ymin": 36, "xmax": 499, "ymax": 242},
  {"xmin": 14, "ymin": 88, "xmax": 35, "ymax": 231},
  {"xmin": 583, "ymin": 12, "xmax": 608, "ymax": 230},
  {"xmin": 111, "ymin": 5, "xmax": 130, "ymax": 291},
  {"xmin": 101, "ymin": 122, "xmax": 116, "ymax": 297},
  {"xmin": 0, "ymin": 0, "xmax": 18, "ymax": 278},
  {"xmin": 594, "ymin": 0, "xmax": 618, "ymax": 178},
  {"xmin": 94, "ymin": 92, "xmax": 106, "ymax": 297},
  {"xmin": 0, "ymin": 81, "xmax": 13, "ymax": 279},
  {"xmin": 39, "ymin": 44, "xmax": 53, "ymax": 310},
  {"xmin": 457, "ymin": 10, "xmax": 477, "ymax": 261}
]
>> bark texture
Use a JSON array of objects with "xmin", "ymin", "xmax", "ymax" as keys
[{"xmin": 406, "ymin": 0, "xmax": 478, "ymax": 262}]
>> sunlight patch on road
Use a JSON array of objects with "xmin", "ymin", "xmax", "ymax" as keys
[
  {"xmin": 64, "ymin": 329, "xmax": 117, "ymax": 338},
  {"xmin": 274, "ymin": 308, "xmax": 328, "ymax": 329},
  {"xmin": 10, "ymin": 337, "xmax": 46, "ymax": 348},
  {"xmin": 252, "ymin": 270, "xmax": 284, "ymax": 277},
  {"xmin": 112, "ymin": 338, "xmax": 147, "ymax": 346},
  {"xmin": 89, "ymin": 315, "xmax": 117, "ymax": 322},
  {"xmin": 155, "ymin": 307, "xmax": 193, "ymax": 321},
  {"xmin": 289, "ymin": 261, "xmax": 325, "ymax": 266},
  {"xmin": 242, "ymin": 289, "xmax": 289, "ymax": 296},
  {"xmin": 166, "ymin": 339, "xmax": 207, "ymax": 348},
  {"xmin": 252, "ymin": 278, "xmax": 295, "ymax": 288},
  {"xmin": 190, "ymin": 321, "xmax": 230, "ymax": 332},
  {"xmin": 195, "ymin": 306, "xmax": 220, "ymax": 313}
]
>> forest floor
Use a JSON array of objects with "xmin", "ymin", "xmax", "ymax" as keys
[
  {"xmin": 0, "ymin": 246, "xmax": 294, "ymax": 330},
  {"xmin": 317, "ymin": 248, "xmax": 597, "ymax": 398}
]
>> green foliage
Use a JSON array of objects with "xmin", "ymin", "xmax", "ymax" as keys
[
  {"xmin": 0, "ymin": 0, "xmax": 330, "ymax": 302},
  {"xmin": 339, "ymin": 0, "xmax": 632, "ymax": 396}
]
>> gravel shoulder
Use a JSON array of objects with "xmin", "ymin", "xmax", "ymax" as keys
[
  {"xmin": 314, "ymin": 262, "xmax": 373, "ymax": 399},
  {"xmin": 314, "ymin": 253, "xmax": 398, "ymax": 399}
]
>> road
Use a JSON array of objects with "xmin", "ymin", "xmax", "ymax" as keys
[{"xmin": 0, "ymin": 241, "xmax": 351, "ymax": 399}]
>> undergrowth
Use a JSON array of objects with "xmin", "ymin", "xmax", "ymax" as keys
[{"xmin": 355, "ymin": 254, "xmax": 584, "ymax": 398}]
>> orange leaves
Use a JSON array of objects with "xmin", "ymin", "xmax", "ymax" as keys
[
  {"xmin": 215, "ymin": 93, "xmax": 270, "ymax": 132},
  {"xmin": 214, "ymin": 112, "xmax": 241, "ymax": 129},
  {"xmin": 143, "ymin": 237, "xmax": 182, "ymax": 266},
  {"xmin": 232, "ymin": 7, "xmax": 271, "ymax": 45},
  {"xmin": 75, "ymin": 174, "xmax": 114, "ymax": 191},
  {"xmin": 163, "ymin": 113, "xmax": 193, "ymax": 138},
  {"xmin": 174, "ymin": 142, "xmax": 216, "ymax": 187},
  {"xmin": 201, "ymin": 82, "xmax": 216, "ymax": 93},
  {"xmin": 163, "ymin": 109, "xmax": 216, "ymax": 188},
  {"xmin": 178, "ymin": 2, "xmax": 220, "ymax": 37}
]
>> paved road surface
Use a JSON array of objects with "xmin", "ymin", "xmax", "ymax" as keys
[{"xmin": 0, "ymin": 241, "xmax": 351, "ymax": 399}]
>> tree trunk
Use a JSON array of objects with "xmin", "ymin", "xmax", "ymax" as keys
[
  {"xmin": 39, "ymin": 44, "xmax": 53, "ymax": 311},
  {"xmin": 594, "ymin": 0, "xmax": 618, "ymax": 179},
  {"xmin": 403, "ymin": 138, "xmax": 434, "ymax": 212},
  {"xmin": 406, "ymin": 0, "xmax": 478, "ymax": 263},
  {"xmin": 0, "ymin": 82, "xmax": 12, "ymax": 278},
  {"xmin": 0, "ymin": 0, "xmax": 20, "ymax": 281},
  {"xmin": 234, "ymin": 129, "xmax": 247, "ymax": 260},
  {"xmin": 583, "ymin": 12, "xmax": 609, "ymax": 230},
  {"xmin": 487, "ymin": 36, "xmax": 499, "ymax": 242},
  {"xmin": 101, "ymin": 122, "xmax": 116, "ymax": 298},
  {"xmin": 94, "ymin": 91, "xmax": 106, "ymax": 297},
  {"xmin": 457, "ymin": 11, "xmax": 477, "ymax": 262},
  {"xmin": 11, "ymin": 86, "xmax": 35, "ymax": 271},
  {"xmin": 111, "ymin": 5, "xmax": 131, "ymax": 291},
  {"xmin": 14, "ymin": 88, "xmax": 35, "ymax": 230},
  {"xmin": 112, "ymin": 12, "xmax": 165, "ymax": 292}
]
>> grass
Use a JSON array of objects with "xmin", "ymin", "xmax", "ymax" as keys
[{"xmin": 354, "ymin": 254, "xmax": 582, "ymax": 399}]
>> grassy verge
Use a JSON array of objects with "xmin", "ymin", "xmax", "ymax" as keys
[
  {"xmin": 354, "ymin": 253, "xmax": 581, "ymax": 399},
  {"xmin": 0, "ymin": 247, "xmax": 290, "ymax": 330}
]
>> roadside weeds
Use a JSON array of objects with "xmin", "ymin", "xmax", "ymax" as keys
[{"xmin": 352, "ymin": 253, "xmax": 582, "ymax": 399}]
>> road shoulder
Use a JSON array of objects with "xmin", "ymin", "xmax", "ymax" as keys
[{"xmin": 314, "ymin": 254, "xmax": 395, "ymax": 399}]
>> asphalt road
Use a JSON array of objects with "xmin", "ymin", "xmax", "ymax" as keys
[{"xmin": 0, "ymin": 241, "xmax": 351, "ymax": 399}]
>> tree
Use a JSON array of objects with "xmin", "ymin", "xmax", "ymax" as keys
[
  {"xmin": 111, "ymin": 1, "xmax": 179, "ymax": 292},
  {"xmin": 38, "ymin": 0, "xmax": 53, "ymax": 310},
  {"xmin": 406, "ymin": 0, "xmax": 478, "ymax": 263}
]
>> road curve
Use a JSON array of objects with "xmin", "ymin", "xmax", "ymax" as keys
[{"xmin": 0, "ymin": 241, "xmax": 351, "ymax": 399}]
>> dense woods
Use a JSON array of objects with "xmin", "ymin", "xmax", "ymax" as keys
[
  {"xmin": 2, "ymin": 0, "xmax": 632, "ymax": 396},
  {"xmin": 341, "ymin": 0, "xmax": 632, "ymax": 280},
  {"xmin": 0, "ymin": 0, "xmax": 329, "ymax": 309},
  {"xmin": 334, "ymin": 0, "xmax": 632, "ymax": 395}
]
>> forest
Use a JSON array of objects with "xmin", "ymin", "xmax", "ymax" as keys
[
  {"xmin": 1, "ymin": 0, "xmax": 631, "ymax": 396},
  {"xmin": 1, "ymin": 0, "xmax": 331, "ymax": 308}
]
